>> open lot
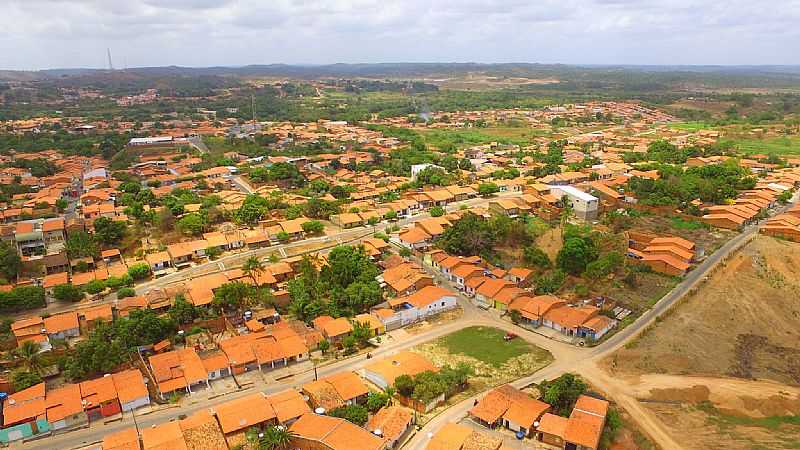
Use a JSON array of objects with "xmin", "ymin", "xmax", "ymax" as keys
[
  {"xmin": 601, "ymin": 235, "xmax": 800, "ymax": 450},
  {"xmin": 439, "ymin": 326, "xmax": 534, "ymax": 367},
  {"xmin": 411, "ymin": 326, "xmax": 553, "ymax": 422},
  {"xmin": 606, "ymin": 235, "xmax": 800, "ymax": 384},
  {"xmin": 725, "ymin": 135, "xmax": 800, "ymax": 156}
]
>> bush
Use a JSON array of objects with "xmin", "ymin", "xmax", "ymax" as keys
[
  {"xmin": 329, "ymin": 404, "xmax": 369, "ymax": 426},
  {"xmin": 12, "ymin": 370, "xmax": 42, "ymax": 391},
  {"xmin": 478, "ymin": 182, "xmax": 499, "ymax": 197},
  {"xmin": 429, "ymin": 205, "xmax": 445, "ymax": 217},
  {"xmin": 302, "ymin": 220, "xmax": 325, "ymax": 235},
  {"xmin": 127, "ymin": 263, "xmax": 151, "ymax": 281},
  {"xmin": 541, "ymin": 373, "xmax": 588, "ymax": 416},
  {"xmin": 584, "ymin": 252, "xmax": 624, "ymax": 280},
  {"xmin": 534, "ymin": 270, "xmax": 566, "ymax": 295},
  {"xmin": 85, "ymin": 279, "xmax": 107, "ymax": 295},
  {"xmin": 205, "ymin": 246, "xmax": 222, "ymax": 260},
  {"xmin": 0, "ymin": 286, "xmax": 46, "ymax": 312},
  {"xmin": 523, "ymin": 246, "xmax": 551, "ymax": 269},
  {"xmin": 106, "ymin": 274, "xmax": 133, "ymax": 290},
  {"xmin": 52, "ymin": 284, "xmax": 83, "ymax": 302},
  {"xmin": 117, "ymin": 287, "xmax": 136, "ymax": 299},
  {"xmin": 557, "ymin": 237, "xmax": 598, "ymax": 275},
  {"xmin": 366, "ymin": 391, "xmax": 391, "ymax": 413}
]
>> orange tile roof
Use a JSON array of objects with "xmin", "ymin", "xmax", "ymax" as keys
[
  {"xmin": 141, "ymin": 420, "xmax": 187, "ymax": 450},
  {"xmin": 425, "ymin": 422, "xmax": 472, "ymax": 450},
  {"xmin": 45, "ymin": 383, "xmax": 83, "ymax": 423},
  {"xmin": 81, "ymin": 304, "xmax": 114, "ymax": 322},
  {"xmin": 43, "ymin": 311, "xmax": 79, "ymax": 334},
  {"xmin": 366, "ymin": 406, "xmax": 413, "ymax": 444},
  {"xmin": 267, "ymin": 389, "xmax": 312, "ymax": 424},
  {"xmin": 149, "ymin": 349, "xmax": 207, "ymax": 395},
  {"xmin": 544, "ymin": 305, "xmax": 598, "ymax": 330},
  {"xmin": 42, "ymin": 271, "xmax": 69, "ymax": 288},
  {"xmin": 322, "ymin": 317, "xmax": 353, "ymax": 338},
  {"xmin": 3, "ymin": 383, "xmax": 46, "ymax": 426},
  {"xmin": 201, "ymin": 352, "xmax": 230, "ymax": 373},
  {"xmin": 290, "ymin": 413, "xmax": 386, "ymax": 450},
  {"xmin": 213, "ymin": 392, "xmax": 275, "ymax": 434},
  {"xmin": 537, "ymin": 412, "xmax": 568, "ymax": 438},
  {"xmin": 365, "ymin": 351, "xmax": 437, "ymax": 386},
  {"xmin": 111, "ymin": 369, "xmax": 149, "ymax": 405},
  {"xmin": 80, "ymin": 375, "xmax": 118, "ymax": 407},
  {"xmin": 396, "ymin": 286, "xmax": 455, "ymax": 309},
  {"xmin": 102, "ymin": 427, "xmax": 142, "ymax": 450}
]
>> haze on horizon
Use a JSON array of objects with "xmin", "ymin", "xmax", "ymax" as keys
[{"xmin": 2, "ymin": 0, "xmax": 799, "ymax": 71}]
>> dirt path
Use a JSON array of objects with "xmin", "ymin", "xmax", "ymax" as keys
[{"xmin": 582, "ymin": 362, "xmax": 685, "ymax": 450}]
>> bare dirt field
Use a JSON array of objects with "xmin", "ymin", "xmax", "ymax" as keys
[
  {"xmin": 601, "ymin": 235, "xmax": 800, "ymax": 450},
  {"xmin": 643, "ymin": 401, "xmax": 800, "ymax": 450},
  {"xmin": 536, "ymin": 226, "xmax": 563, "ymax": 261},
  {"xmin": 607, "ymin": 235, "xmax": 800, "ymax": 384}
]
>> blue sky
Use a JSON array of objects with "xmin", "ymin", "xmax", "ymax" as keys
[{"xmin": 2, "ymin": 0, "xmax": 799, "ymax": 70}]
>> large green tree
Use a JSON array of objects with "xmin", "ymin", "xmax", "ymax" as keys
[
  {"xmin": 0, "ymin": 240, "xmax": 21, "ymax": 282},
  {"xmin": 541, "ymin": 373, "xmax": 588, "ymax": 417},
  {"xmin": 66, "ymin": 230, "xmax": 99, "ymax": 258},
  {"xmin": 557, "ymin": 237, "xmax": 598, "ymax": 275},
  {"xmin": 93, "ymin": 217, "xmax": 127, "ymax": 247}
]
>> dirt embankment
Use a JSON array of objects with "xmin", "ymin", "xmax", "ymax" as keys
[{"xmin": 607, "ymin": 236, "xmax": 800, "ymax": 385}]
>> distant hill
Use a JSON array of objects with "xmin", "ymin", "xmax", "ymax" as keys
[{"xmin": 4, "ymin": 63, "xmax": 800, "ymax": 91}]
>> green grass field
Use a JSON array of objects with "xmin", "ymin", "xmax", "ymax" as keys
[
  {"xmin": 439, "ymin": 326, "xmax": 534, "ymax": 367},
  {"xmin": 723, "ymin": 135, "xmax": 800, "ymax": 156},
  {"xmin": 418, "ymin": 126, "xmax": 551, "ymax": 149},
  {"xmin": 669, "ymin": 122, "xmax": 713, "ymax": 131}
]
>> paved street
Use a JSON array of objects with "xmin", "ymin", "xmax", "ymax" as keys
[{"xmin": 16, "ymin": 193, "xmax": 796, "ymax": 450}]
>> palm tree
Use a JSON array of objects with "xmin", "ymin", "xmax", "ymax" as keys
[
  {"xmin": 384, "ymin": 386, "xmax": 397, "ymax": 406},
  {"xmin": 242, "ymin": 256, "xmax": 265, "ymax": 287},
  {"xmin": 15, "ymin": 341, "xmax": 43, "ymax": 374},
  {"xmin": 258, "ymin": 425, "xmax": 295, "ymax": 450},
  {"xmin": 559, "ymin": 195, "xmax": 574, "ymax": 237}
]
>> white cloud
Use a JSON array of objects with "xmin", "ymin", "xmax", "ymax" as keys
[{"xmin": 1, "ymin": 0, "xmax": 799, "ymax": 69}]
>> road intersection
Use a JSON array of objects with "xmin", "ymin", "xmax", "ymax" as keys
[{"xmin": 19, "ymin": 193, "xmax": 794, "ymax": 450}]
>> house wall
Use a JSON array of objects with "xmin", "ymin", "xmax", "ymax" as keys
[
  {"xmin": 539, "ymin": 431, "xmax": 564, "ymax": 447},
  {"xmin": 0, "ymin": 419, "xmax": 51, "ymax": 443},
  {"xmin": 417, "ymin": 295, "xmax": 457, "ymax": 319}
]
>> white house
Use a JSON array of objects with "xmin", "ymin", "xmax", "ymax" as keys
[{"xmin": 548, "ymin": 185, "xmax": 599, "ymax": 221}]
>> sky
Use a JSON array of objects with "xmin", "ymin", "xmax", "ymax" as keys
[{"xmin": 2, "ymin": 0, "xmax": 800, "ymax": 70}]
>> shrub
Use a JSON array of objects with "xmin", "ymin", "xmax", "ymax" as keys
[
  {"xmin": 52, "ymin": 284, "xmax": 83, "ymax": 302},
  {"xmin": 127, "ymin": 263, "xmax": 151, "ymax": 281},
  {"xmin": 85, "ymin": 279, "xmax": 106, "ymax": 295},
  {"xmin": 106, "ymin": 274, "xmax": 133, "ymax": 290},
  {"xmin": 117, "ymin": 287, "xmax": 136, "ymax": 299}
]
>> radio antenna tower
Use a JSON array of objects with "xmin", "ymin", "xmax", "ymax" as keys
[{"xmin": 107, "ymin": 48, "xmax": 114, "ymax": 71}]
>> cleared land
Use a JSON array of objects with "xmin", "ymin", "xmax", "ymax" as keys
[
  {"xmin": 603, "ymin": 235, "xmax": 800, "ymax": 450},
  {"xmin": 607, "ymin": 235, "xmax": 800, "ymax": 383},
  {"xmin": 411, "ymin": 326, "xmax": 553, "ymax": 421},
  {"xmin": 439, "ymin": 326, "xmax": 534, "ymax": 367},
  {"xmin": 724, "ymin": 135, "xmax": 800, "ymax": 156}
]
